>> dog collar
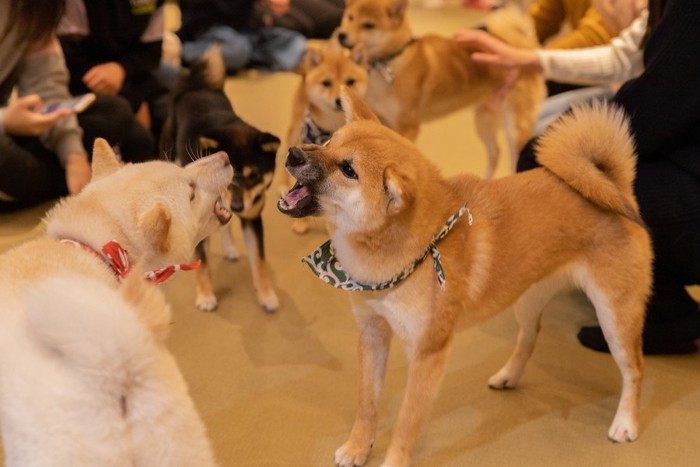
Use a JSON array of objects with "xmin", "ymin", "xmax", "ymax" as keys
[
  {"xmin": 303, "ymin": 112, "xmax": 333, "ymax": 145},
  {"xmin": 60, "ymin": 239, "xmax": 201, "ymax": 285},
  {"xmin": 303, "ymin": 203, "xmax": 472, "ymax": 291},
  {"xmin": 369, "ymin": 36, "xmax": 417, "ymax": 84}
]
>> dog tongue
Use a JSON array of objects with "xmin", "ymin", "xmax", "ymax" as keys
[{"xmin": 280, "ymin": 183, "xmax": 310, "ymax": 210}]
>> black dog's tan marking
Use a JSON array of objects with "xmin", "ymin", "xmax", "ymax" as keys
[{"xmin": 161, "ymin": 46, "xmax": 280, "ymax": 312}]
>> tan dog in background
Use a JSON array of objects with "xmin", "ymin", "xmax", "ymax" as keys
[
  {"xmin": 337, "ymin": 0, "xmax": 545, "ymax": 178},
  {"xmin": 0, "ymin": 140, "xmax": 232, "ymax": 466},
  {"xmin": 279, "ymin": 89, "xmax": 651, "ymax": 466},
  {"xmin": 285, "ymin": 41, "xmax": 368, "ymax": 234}
]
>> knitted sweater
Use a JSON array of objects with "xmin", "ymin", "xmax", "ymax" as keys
[
  {"xmin": 536, "ymin": 10, "xmax": 647, "ymax": 85},
  {"xmin": 529, "ymin": 0, "xmax": 615, "ymax": 49}
]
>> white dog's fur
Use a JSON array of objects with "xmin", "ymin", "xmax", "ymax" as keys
[{"xmin": 0, "ymin": 140, "xmax": 232, "ymax": 466}]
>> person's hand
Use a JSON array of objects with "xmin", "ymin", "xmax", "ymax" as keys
[
  {"xmin": 453, "ymin": 29, "xmax": 542, "ymax": 72},
  {"xmin": 65, "ymin": 151, "xmax": 91, "ymax": 195},
  {"xmin": 2, "ymin": 94, "xmax": 72, "ymax": 136},
  {"xmin": 261, "ymin": 0, "xmax": 290, "ymax": 16},
  {"xmin": 82, "ymin": 62, "xmax": 126, "ymax": 95}
]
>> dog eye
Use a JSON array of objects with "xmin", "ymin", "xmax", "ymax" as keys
[
  {"xmin": 339, "ymin": 161, "xmax": 358, "ymax": 180},
  {"xmin": 348, "ymin": 14, "xmax": 354, "ymax": 21},
  {"xmin": 361, "ymin": 22, "xmax": 375, "ymax": 30},
  {"xmin": 346, "ymin": 78, "xmax": 356, "ymax": 86},
  {"xmin": 189, "ymin": 183, "xmax": 196, "ymax": 201},
  {"xmin": 322, "ymin": 79, "xmax": 332, "ymax": 88}
]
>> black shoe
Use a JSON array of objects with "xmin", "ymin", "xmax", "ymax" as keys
[{"xmin": 577, "ymin": 326, "xmax": 698, "ymax": 355}]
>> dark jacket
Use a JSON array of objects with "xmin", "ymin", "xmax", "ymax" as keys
[{"xmin": 177, "ymin": 0, "xmax": 256, "ymax": 42}]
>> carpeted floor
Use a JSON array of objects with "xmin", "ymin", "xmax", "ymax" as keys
[{"xmin": 1, "ymin": 4, "xmax": 699, "ymax": 466}]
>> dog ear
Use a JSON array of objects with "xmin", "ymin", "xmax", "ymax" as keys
[
  {"xmin": 383, "ymin": 164, "xmax": 415, "ymax": 215},
  {"xmin": 91, "ymin": 138, "xmax": 121, "ymax": 182},
  {"xmin": 303, "ymin": 47, "xmax": 324, "ymax": 72},
  {"xmin": 387, "ymin": 0, "xmax": 408, "ymax": 18},
  {"xmin": 340, "ymin": 86, "xmax": 380, "ymax": 124},
  {"xmin": 138, "ymin": 202, "xmax": 172, "ymax": 254}
]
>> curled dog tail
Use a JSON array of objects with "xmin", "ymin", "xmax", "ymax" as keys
[
  {"xmin": 482, "ymin": 4, "xmax": 539, "ymax": 49},
  {"xmin": 24, "ymin": 268, "xmax": 171, "ymax": 375},
  {"xmin": 535, "ymin": 102, "xmax": 644, "ymax": 226}
]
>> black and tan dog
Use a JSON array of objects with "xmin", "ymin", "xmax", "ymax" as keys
[{"xmin": 161, "ymin": 46, "xmax": 281, "ymax": 312}]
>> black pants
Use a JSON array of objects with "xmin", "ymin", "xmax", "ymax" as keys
[
  {"xmin": 265, "ymin": 0, "xmax": 344, "ymax": 39},
  {"xmin": 518, "ymin": 138, "xmax": 700, "ymax": 335},
  {"xmin": 0, "ymin": 95, "xmax": 155, "ymax": 209}
]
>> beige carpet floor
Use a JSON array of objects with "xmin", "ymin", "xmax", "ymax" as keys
[{"xmin": 2, "ymin": 4, "xmax": 699, "ymax": 466}]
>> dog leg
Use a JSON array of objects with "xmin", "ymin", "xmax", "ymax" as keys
[
  {"xmin": 382, "ymin": 338, "xmax": 452, "ymax": 467},
  {"xmin": 292, "ymin": 218, "xmax": 310, "ymax": 234},
  {"xmin": 220, "ymin": 223, "xmax": 241, "ymax": 261},
  {"xmin": 585, "ymin": 280, "xmax": 645, "ymax": 443},
  {"xmin": 502, "ymin": 108, "xmax": 519, "ymax": 174},
  {"xmin": 474, "ymin": 105, "xmax": 501, "ymax": 179},
  {"xmin": 489, "ymin": 277, "xmax": 562, "ymax": 389},
  {"xmin": 194, "ymin": 241, "xmax": 218, "ymax": 311},
  {"xmin": 336, "ymin": 310, "xmax": 392, "ymax": 467},
  {"xmin": 241, "ymin": 217, "xmax": 279, "ymax": 312}
]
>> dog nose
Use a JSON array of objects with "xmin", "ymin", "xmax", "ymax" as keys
[
  {"xmin": 286, "ymin": 147, "xmax": 307, "ymax": 168},
  {"xmin": 335, "ymin": 97, "xmax": 342, "ymax": 110},
  {"xmin": 337, "ymin": 32, "xmax": 348, "ymax": 47}
]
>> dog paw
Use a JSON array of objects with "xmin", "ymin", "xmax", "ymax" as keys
[
  {"xmin": 335, "ymin": 440, "xmax": 371, "ymax": 467},
  {"xmin": 487, "ymin": 370, "xmax": 518, "ymax": 390},
  {"xmin": 292, "ymin": 218, "xmax": 309, "ymax": 235},
  {"xmin": 196, "ymin": 294, "xmax": 218, "ymax": 312},
  {"xmin": 222, "ymin": 245, "xmax": 241, "ymax": 261},
  {"xmin": 608, "ymin": 416, "xmax": 638, "ymax": 443},
  {"xmin": 258, "ymin": 290, "xmax": 279, "ymax": 312}
]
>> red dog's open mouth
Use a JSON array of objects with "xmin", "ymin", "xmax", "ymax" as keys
[{"xmin": 278, "ymin": 181, "xmax": 316, "ymax": 217}]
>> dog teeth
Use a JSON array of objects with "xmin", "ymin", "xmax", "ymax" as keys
[
  {"xmin": 279, "ymin": 182, "xmax": 310, "ymax": 211},
  {"xmin": 214, "ymin": 197, "xmax": 232, "ymax": 224}
]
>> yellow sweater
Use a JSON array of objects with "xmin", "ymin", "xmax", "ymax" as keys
[{"xmin": 529, "ymin": 0, "xmax": 614, "ymax": 49}]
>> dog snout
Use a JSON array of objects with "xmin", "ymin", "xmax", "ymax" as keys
[
  {"xmin": 337, "ymin": 32, "xmax": 351, "ymax": 48},
  {"xmin": 211, "ymin": 150, "xmax": 231, "ymax": 167},
  {"xmin": 286, "ymin": 147, "xmax": 307, "ymax": 168}
]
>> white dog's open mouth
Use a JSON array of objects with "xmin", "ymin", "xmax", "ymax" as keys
[{"xmin": 214, "ymin": 197, "xmax": 232, "ymax": 224}]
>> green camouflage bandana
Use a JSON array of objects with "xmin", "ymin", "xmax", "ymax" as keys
[{"xmin": 302, "ymin": 203, "xmax": 473, "ymax": 292}]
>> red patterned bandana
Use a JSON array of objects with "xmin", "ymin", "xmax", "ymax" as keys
[{"xmin": 60, "ymin": 239, "xmax": 200, "ymax": 284}]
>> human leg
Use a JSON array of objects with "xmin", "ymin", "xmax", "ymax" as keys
[
  {"xmin": 271, "ymin": 0, "xmax": 344, "ymax": 38},
  {"xmin": 0, "ymin": 134, "xmax": 67, "ymax": 208},
  {"xmin": 182, "ymin": 26, "xmax": 253, "ymax": 73},
  {"xmin": 78, "ymin": 94, "xmax": 156, "ymax": 162},
  {"xmin": 249, "ymin": 28, "xmax": 306, "ymax": 72}
]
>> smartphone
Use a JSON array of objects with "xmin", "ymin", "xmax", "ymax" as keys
[{"xmin": 41, "ymin": 93, "xmax": 96, "ymax": 115}]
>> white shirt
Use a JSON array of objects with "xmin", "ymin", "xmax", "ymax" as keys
[{"xmin": 536, "ymin": 9, "xmax": 648, "ymax": 86}]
